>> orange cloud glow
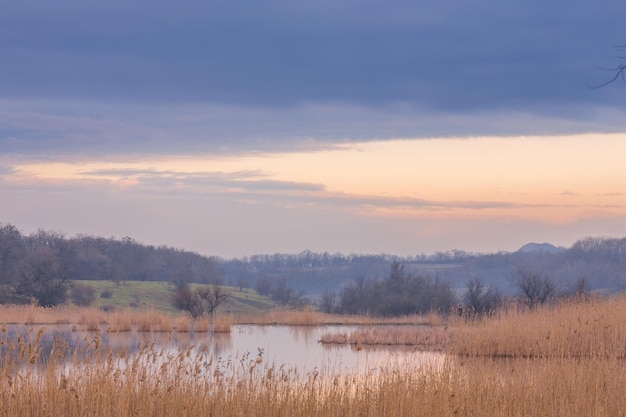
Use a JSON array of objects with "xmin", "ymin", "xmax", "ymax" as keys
[{"xmin": 5, "ymin": 133, "xmax": 626, "ymax": 224}]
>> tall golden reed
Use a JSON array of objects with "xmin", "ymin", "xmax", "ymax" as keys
[
  {"xmin": 451, "ymin": 295, "xmax": 626, "ymax": 358},
  {"xmin": 2, "ymin": 329, "xmax": 626, "ymax": 417},
  {"xmin": 3, "ymin": 297, "xmax": 626, "ymax": 416},
  {"xmin": 0, "ymin": 305, "xmax": 232, "ymax": 333}
]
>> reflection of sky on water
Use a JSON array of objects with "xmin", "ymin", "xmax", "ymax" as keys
[{"xmin": 3, "ymin": 324, "xmax": 443, "ymax": 376}]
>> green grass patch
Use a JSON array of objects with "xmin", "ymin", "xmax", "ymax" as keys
[{"xmin": 73, "ymin": 280, "xmax": 276, "ymax": 314}]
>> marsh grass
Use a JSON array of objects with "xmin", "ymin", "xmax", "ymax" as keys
[
  {"xmin": 451, "ymin": 295, "xmax": 626, "ymax": 358},
  {"xmin": 2, "ymin": 324, "xmax": 626, "ymax": 416},
  {"xmin": 5, "ymin": 298, "xmax": 626, "ymax": 416},
  {"xmin": 319, "ymin": 325, "xmax": 450, "ymax": 350},
  {"xmin": 0, "ymin": 305, "xmax": 232, "ymax": 333}
]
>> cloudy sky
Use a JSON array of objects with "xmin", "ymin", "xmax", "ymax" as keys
[{"xmin": 1, "ymin": 0, "xmax": 626, "ymax": 258}]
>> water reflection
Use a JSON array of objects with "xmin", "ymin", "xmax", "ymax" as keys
[{"xmin": 2, "ymin": 324, "xmax": 444, "ymax": 376}]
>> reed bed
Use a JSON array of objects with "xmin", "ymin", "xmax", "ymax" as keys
[
  {"xmin": 319, "ymin": 325, "xmax": 451, "ymax": 350},
  {"xmin": 0, "ymin": 305, "xmax": 232, "ymax": 333},
  {"xmin": 2, "ymin": 325, "xmax": 626, "ymax": 416},
  {"xmin": 451, "ymin": 295, "xmax": 626, "ymax": 358}
]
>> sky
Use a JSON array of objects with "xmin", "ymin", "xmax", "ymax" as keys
[{"xmin": 1, "ymin": 0, "xmax": 626, "ymax": 258}]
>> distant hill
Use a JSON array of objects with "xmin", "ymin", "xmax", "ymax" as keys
[
  {"xmin": 2, "ymin": 221, "xmax": 626, "ymax": 303},
  {"xmin": 516, "ymin": 242, "xmax": 566, "ymax": 254}
]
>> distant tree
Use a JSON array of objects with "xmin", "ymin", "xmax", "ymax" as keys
[
  {"xmin": 172, "ymin": 283, "xmax": 230, "ymax": 319},
  {"xmin": 70, "ymin": 282, "xmax": 96, "ymax": 306},
  {"xmin": 338, "ymin": 275, "xmax": 374, "ymax": 315},
  {"xmin": 319, "ymin": 289, "xmax": 338, "ymax": 313},
  {"xmin": 512, "ymin": 266, "xmax": 556, "ymax": 308},
  {"xmin": 335, "ymin": 264, "xmax": 457, "ymax": 316},
  {"xmin": 0, "ymin": 224, "xmax": 25, "ymax": 303},
  {"xmin": 572, "ymin": 276, "xmax": 589, "ymax": 296},
  {"xmin": 196, "ymin": 283, "xmax": 231, "ymax": 316},
  {"xmin": 14, "ymin": 231, "xmax": 73, "ymax": 306},
  {"xmin": 463, "ymin": 278, "xmax": 502, "ymax": 316},
  {"xmin": 270, "ymin": 277, "xmax": 295, "ymax": 305},
  {"xmin": 166, "ymin": 249, "xmax": 193, "ymax": 289},
  {"xmin": 560, "ymin": 276, "xmax": 591, "ymax": 301},
  {"xmin": 172, "ymin": 286, "xmax": 204, "ymax": 319},
  {"xmin": 236, "ymin": 275, "xmax": 249, "ymax": 291},
  {"xmin": 255, "ymin": 275, "xmax": 273, "ymax": 296}
]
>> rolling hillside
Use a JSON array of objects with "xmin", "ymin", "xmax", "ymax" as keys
[{"xmin": 73, "ymin": 280, "xmax": 277, "ymax": 314}]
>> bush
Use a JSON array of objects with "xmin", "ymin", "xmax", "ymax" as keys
[{"xmin": 70, "ymin": 283, "xmax": 96, "ymax": 307}]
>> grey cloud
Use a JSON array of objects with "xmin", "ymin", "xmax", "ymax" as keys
[
  {"xmin": 0, "ymin": 164, "xmax": 15, "ymax": 178},
  {"xmin": 73, "ymin": 167, "xmax": 574, "ymax": 212},
  {"xmin": 81, "ymin": 167, "xmax": 326, "ymax": 194},
  {"xmin": 302, "ymin": 192, "xmax": 582, "ymax": 213},
  {"xmin": 81, "ymin": 168, "xmax": 266, "ymax": 180},
  {"xmin": 1, "ymin": 0, "xmax": 625, "ymax": 113},
  {"xmin": 3, "ymin": 99, "xmax": 626, "ymax": 157}
]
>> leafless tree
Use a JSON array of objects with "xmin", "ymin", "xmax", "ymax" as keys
[
  {"xmin": 70, "ymin": 282, "xmax": 96, "ymax": 306},
  {"xmin": 512, "ymin": 266, "xmax": 556, "ymax": 309},
  {"xmin": 197, "ymin": 283, "xmax": 230, "ymax": 317},
  {"xmin": 464, "ymin": 278, "xmax": 502, "ymax": 317},
  {"xmin": 589, "ymin": 44, "xmax": 626, "ymax": 88},
  {"xmin": 172, "ymin": 283, "xmax": 230, "ymax": 319}
]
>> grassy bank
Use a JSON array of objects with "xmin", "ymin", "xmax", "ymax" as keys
[{"xmin": 74, "ymin": 280, "xmax": 276, "ymax": 314}]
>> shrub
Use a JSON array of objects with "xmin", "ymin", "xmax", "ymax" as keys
[{"xmin": 70, "ymin": 282, "xmax": 96, "ymax": 306}]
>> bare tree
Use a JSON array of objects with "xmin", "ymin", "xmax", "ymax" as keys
[
  {"xmin": 197, "ymin": 283, "xmax": 230, "ymax": 317},
  {"xmin": 172, "ymin": 283, "xmax": 230, "ymax": 319},
  {"xmin": 512, "ymin": 267, "xmax": 556, "ymax": 308},
  {"xmin": 590, "ymin": 44, "xmax": 626, "ymax": 88},
  {"xmin": 172, "ymin": 286, "xmax": 204, "ymax": 319},
  {"xmin": 70, "ymin": 282, "xmax": 97, "ymax": 306},
  {"xmin": 319, "ymin": 289, "xmax": 338, "ymax": 313},
  {"xmin": 464, "ymin": 278, "xmax": 502, "ymax": 317},
  {"xmin": 16, "ymin": 232, "xmax": 73, "ymax": 306}
]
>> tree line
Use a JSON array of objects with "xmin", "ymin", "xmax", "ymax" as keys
[
  {"xmin": 0, "ymin": 223, "xmax": 223, "ymax": 306},
  {"xmin": 319, "ymin": 262, "xmax": 458, "ymax": 316},
  {"xmin": 1, "ymin": 222, "xmax": 624, "ymax": 311}
]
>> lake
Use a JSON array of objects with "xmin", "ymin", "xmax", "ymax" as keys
[{"xmin": 3, "ymin": 324, "xmax": 445, "ymax": 377}]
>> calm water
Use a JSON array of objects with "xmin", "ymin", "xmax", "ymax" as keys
[{"xmin": 3, "ymin": 324, "xmax": 444, "ymax": 376}]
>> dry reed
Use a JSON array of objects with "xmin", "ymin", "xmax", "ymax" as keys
[
  {"xmin": 451, "ymin": 295, "xmax": 626, "ymax": 358},
  {"xmin": 5, "ymin": 297, "xmax": 626, "ymax": 416},
  {"xmin": 0, "ymin": 305, "xmax": 231, "ymax": 333},
  {"xmin": 319, "ymin": 325, "xmax": 451, "ymax": 350},
  {"xmin": 2, "ymin": 324, "xmax": 626, "ymax": 416}
]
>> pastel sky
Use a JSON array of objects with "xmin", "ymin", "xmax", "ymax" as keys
[{"xmin": 1, "ymin": 0, "xmax": 625, "ymax": 257}]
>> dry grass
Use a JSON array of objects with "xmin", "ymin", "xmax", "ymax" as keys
[
  {"xmin": 5, "ymin": 297, "xmax": 626, "ymax": 415},
  {"xmin": 451, "ymin": 295, "xmax": 626, "ymax": 358},
  {"xmin": 0, "ymin": 305, "xmax": 232, "ymax": 333},
  {"xmin": 2, "ymin": 324, "xmax": 626, "ymax": 416},
  {"xmin": 320, "ymin": 325, "xmax": 451, "ymax": 351}
]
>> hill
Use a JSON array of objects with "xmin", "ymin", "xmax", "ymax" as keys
[
  {"xmin": 73, "ymin": 280, "xmax": 276, "ymax": 314},
  {"xmin": 516, "ymin": 242, "xmax": 566, "ymax": 254}
]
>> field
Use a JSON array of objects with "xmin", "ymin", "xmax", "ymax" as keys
[
  {"xmin": 2, "ymin": 296, "xmax": 626, "ymax": 415},
  {"xmin": 74, "ymin": 280, "xmax": 277, "ymax": 314}
]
